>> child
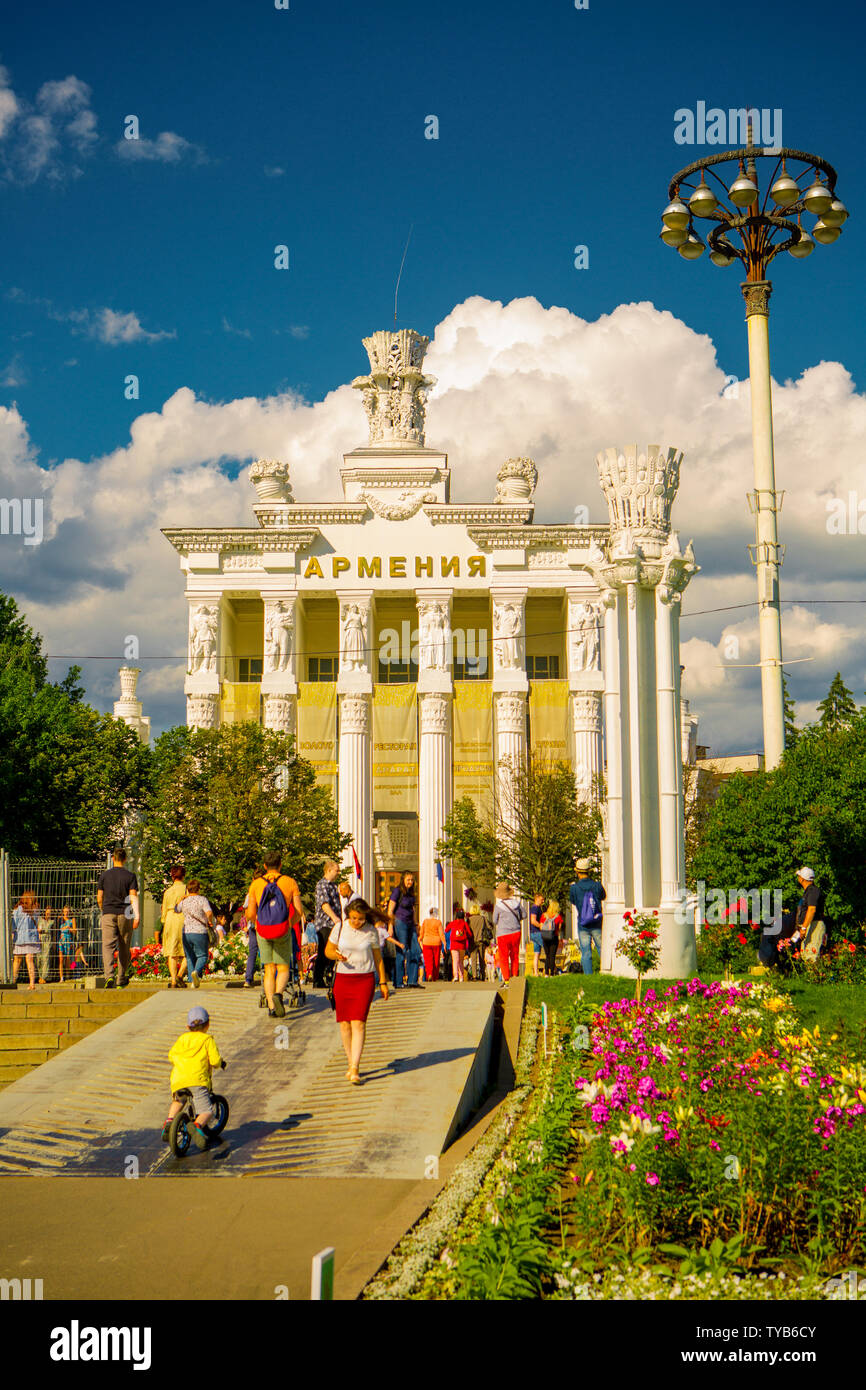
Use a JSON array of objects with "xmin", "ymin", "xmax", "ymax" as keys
[
  {"xmin": 484, "ymin": 943, "xmax": 500, "ymax": 982},
  {"xmin": 162, "ymin": 1006, "xmax": 225, "ymax": 1151},
  {"xmin": 58, "ymin": 907, "xmax": 83, "ymax": 981},
  {"xmin": 540, "ymin": 899, "xmax": 564, "ymax": 979}
]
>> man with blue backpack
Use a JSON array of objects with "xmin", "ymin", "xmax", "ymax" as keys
[
  {"xmin": 568, "ymin": 858, "xmax": 606, "ymax": 975},
  {"xmin": 245, "ymin": 852, "xmax": 305, "ymax": 1017}
]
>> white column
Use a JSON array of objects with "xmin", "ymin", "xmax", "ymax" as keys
[
  {"xmin": 743, "ymin": 283, "xmax": 785, "ymax": 770},
  {"xmin": 337, "ymin": 592, "xmax": 374, "ymax": 894},
  {"xmin": 418, "ymin": 693, "xmax": 452, "ymax": 924},
  {"xmin": 338, "ymin": 694, "xmax": 372, "ymax": 895},
  {"xmin": 571, "ymin": 692, "xmax": 603, "ymax": 806},
  {"xmin": 416, "ymin": 590, "xmax": 453, "ymax": 925},
  {"xmin": 600, "ymin": 589, "xmax": 625, "ymax": 969},
  {"xmin": 656, "ymin": 586, "xmax": 682, "ymax": 911},
  {"xmin": 624, "ymin": 579, "xmax": 645, "ymax": 909},
  {"xmin": 185, "ymin": 593, "xmax": 222, "ymax": 729}
]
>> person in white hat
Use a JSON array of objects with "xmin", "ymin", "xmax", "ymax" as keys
[
  {"xmin": 568, "ymin": 859, "xmax": 606, "ymax": 975},
  {"xmin": 790, "ymin": 867, "xmax": 828, "ymax": 960}
]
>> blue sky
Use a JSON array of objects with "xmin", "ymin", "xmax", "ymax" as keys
[
  {"xmin": 2, "ymin": 0, "xmax": 863, "ymax": 465},
  {"xmin": 0, "ymin": 0, "xmax": 864, "ymax": 751}
]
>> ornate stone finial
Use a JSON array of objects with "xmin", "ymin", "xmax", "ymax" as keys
[
  {"xmin": 250, "ymin": 459, "xmax": 294, "ymax": 503},
  {"xmin": 595, "ymin": 445, "xmax": 683, "ymax": 546},
  {"xmin": 351, "ymin": 329, "xmax": 437, "ymax": 447},
  {"xmin": 495, "ymin": 457, "xmax": 538, "ymax": 504}
]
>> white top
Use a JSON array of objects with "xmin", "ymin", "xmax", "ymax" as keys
[{"xmin": 329, "ymin": 920, "xmax": 380, "ymax": 976}]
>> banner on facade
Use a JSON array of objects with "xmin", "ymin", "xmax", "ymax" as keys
[
  {"xmin": 453, "ymin": 681, "xmax": 494, "ymax": 812},
  {"xmin": 297, "ymin": 682, "xmax": 337, "ymax": 798},
  {"xmin": 529, "ymin": 679, "xmax": 570, "ymax": 764},
  {"xmin": 372, "ymin": 684, "xmax": 418, "ymax": 814},
  {"xmin": 220, "ymin": 682, "xmax": 261, "ymax": 724}
]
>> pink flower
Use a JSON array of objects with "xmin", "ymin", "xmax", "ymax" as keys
[{"xmin": 645, "ymin": 1172, "xmax": 660, "ymax": 1186}]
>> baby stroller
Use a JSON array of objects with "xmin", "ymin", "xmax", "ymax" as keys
[{"xmin": 258, "ymin": 924, "xmax": 306, "ymax": 1011}]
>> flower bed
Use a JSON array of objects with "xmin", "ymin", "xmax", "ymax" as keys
[
  {"xmin": 128, "ymin": 930, "xmax": 254, "ymax": 981},
  {"xmin": 398, "ymin": 978, "xmax": 866, "ymax": 1299}
]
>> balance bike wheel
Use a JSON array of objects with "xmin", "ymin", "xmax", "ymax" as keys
[
  {"xmin": 169, "ymin": 1114, "xmax": 191, "ymax": 1157},
  {"xmin": 210, "ymin": 1094, "xmax": 229, "ymax": 1135}
]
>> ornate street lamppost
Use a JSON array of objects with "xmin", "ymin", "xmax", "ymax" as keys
[{"xmin": 660, "ymin": 119, "xmax": 849, "ymax": 769}]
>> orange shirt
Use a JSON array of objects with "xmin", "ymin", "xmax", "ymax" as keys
[
  {"xmin": 419, "ymin": 916, "xmax": 446, "ymax": 946},
  {"xmin": 246, "ymin": 873, "xmax": 300, "ymax": 922}
]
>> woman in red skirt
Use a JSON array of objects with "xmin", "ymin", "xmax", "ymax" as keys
[{"xmin": 325, "ymin": 898, "xmax": 389, "ymax": 1084}]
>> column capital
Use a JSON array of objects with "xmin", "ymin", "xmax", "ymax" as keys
[
  {"xmin": 494, "ymin": 688, "xmax": 527, "ymax": 736},
  {"xmin": 339, "ymin": 691, "xmax": 371, "ymax": 734},
  {"xmin": 741, "ymin": 279, "xmax": 772, "ymax": 318},
  {"xmin": 419, "ymin": 689, "xmax": 451, "ymax": 735},
  {"xmin": 262, "ymin": 692, "xmax": 297, "ymax": 733},
  {"xmin": 187, "ymin": 693, "xmax": 219, "ymax": 729}
]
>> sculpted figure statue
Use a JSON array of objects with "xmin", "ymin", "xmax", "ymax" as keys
[
  {"xmin": 190, "ymin": 605, "xmax": 218, "ymax": 674},
  {"xmin": 341, "ymin": 604, "xmax": 367, "ymax": 671},
  {"xmin": 266, "ymin": 601, "xmax": 294, "ymax": 674},
  {"xmin": 571, "ymin": 601, "xmax": 600, "ymax": 674},
  {"xmin": 419, "ymin": 602, "xmax": 449, "ymax": 671},
  {"xmin": 493, "ymin": 602, "xmax": 521, "ymax": 670}
]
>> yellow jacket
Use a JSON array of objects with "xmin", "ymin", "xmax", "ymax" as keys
[{"xmin": 168, "ymin": 1030, "xmax": 222, "ymax": 1091}]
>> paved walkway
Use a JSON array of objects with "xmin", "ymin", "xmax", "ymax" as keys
[
  {"xmin": 0, "ymin": 983, "xmax": 498, "ymax": 1179},
  {"xmin": 0, "ymin": 979, "xmax": 517, "ymax": 1298}
]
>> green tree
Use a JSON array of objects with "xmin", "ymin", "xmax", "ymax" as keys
[
  {"xmin": 437, "ymin": 756, "xmax": 602, "ymax": 906},
  {"xmin": 693, "ymin": 711, "xmax": 866, "ymax": 936},
  {"xmin": 139, "ymin": 721, "xmax": 350, "ymax": 913},
  {"xmin": 782, "ymin": 672, "xmax": 799, "ymax": 750},
  {"xmin": 816, "ymin": 672, "xmax": 858, "ymax": 733},
  {"xmin": 0, "ymin": 592, "xmax": 151, "ymax": 855}
]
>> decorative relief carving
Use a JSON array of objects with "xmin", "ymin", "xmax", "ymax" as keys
[
  {"xmin": 339, "ymin": 695, "xmax": 370, "ymax": 735},
  {"xmin": 495, "ymin": 457, "xmax": 538, "ymax": 504},
  {"xmin": 527, "ymin": 550, "xmax": 565, "ymax": 569},
  {"xmin": 187, "ymin": 694, "xmax": 218, "ymax": 729},
  {"xmin": 360, "ymin": 489, "xmax": 437, "ymax": 521},
  {"xmin": 262, "ymin": 693, "xmax": 296, "ymax": 733},
  {"xmin": 351, "ymin": 329, "xmax": 437, "ymax": 446},
  {"xmin": 189, "ymin": 604, "xmax": 218, "ymax": 674},
  {"xmin": 741, "ymin": 280, "xmax": 772, "ymax": 318},
  {"xmin": 222, "ymin": 554, "xmax": 262, "ymax": 571}
]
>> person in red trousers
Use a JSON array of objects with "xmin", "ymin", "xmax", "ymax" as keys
[
  {"xmin": 418, "ymin": 906, "xmax": 447, "ymax": 982},
  {"xmin": 493, "ymin": 882, "xmax": 524, "ymax": 983}
]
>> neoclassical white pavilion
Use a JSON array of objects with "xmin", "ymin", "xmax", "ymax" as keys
[{"xmin": 164, "ymin": 329, "xmax": 699, "ymax": 976}]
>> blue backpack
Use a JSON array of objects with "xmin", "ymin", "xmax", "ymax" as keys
[
  {"xmin": 256, "ymin": 876, "xmax": 292, "ymax": 940},
  {"xmin": 578, "ymin": 886, "xmax": 601, "ymax": 928}
]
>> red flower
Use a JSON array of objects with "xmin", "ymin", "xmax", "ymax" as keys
[
  {"xmin": 737, "ymin": 934, "xmax": 747, "ymax": 946},
  {"xmin": 638, "ymin": 949, "xmax": 645, "ymax": 957},
  {"xmin": 652, "ymin": 910, "xmax": 658, "ymax": 916}
]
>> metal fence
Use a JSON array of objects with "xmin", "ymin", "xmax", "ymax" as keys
[{"xmin": 0, "ymin": 852, "xmax": 108, "ymax": 983}]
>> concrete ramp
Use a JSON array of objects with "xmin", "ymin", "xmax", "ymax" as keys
[{"xmin": 0, "ymin": 983, "xmax": 499, "ymax": 1181}]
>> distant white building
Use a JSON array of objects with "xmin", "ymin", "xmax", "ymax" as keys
[{"xmin": 114, "ymin": 667, "xmax": 150, "ymax": 746}]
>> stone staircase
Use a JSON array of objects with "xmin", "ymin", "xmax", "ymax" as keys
[{"xmin": 0, "ymin": 984, "xmax": 161, "ymax": 1089}]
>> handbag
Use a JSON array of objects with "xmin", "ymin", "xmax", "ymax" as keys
[{"xmin": 327, "ymin": 922, "xmax": 343, "ymax": 1011}]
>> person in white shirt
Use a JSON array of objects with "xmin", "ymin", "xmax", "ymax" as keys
[{"xmin": 325, "ymin": 898, "xmax": 389, "ymax": 1084}]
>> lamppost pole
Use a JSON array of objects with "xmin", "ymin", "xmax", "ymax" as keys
[{"xmin": 660, "ymin": 118, "xmax": 848, "ymax": 768}]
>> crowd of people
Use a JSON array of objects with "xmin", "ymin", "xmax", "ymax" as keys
[{"xmin": 10, "ymin": 899, "xmax": 88, "ymax": 989}]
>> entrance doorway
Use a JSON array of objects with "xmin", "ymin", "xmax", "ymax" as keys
[{"xmin": 375, "ymin": 871, "xmax": 403, "ymax": 914}]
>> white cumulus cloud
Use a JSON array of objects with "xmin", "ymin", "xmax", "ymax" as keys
[{"xmin": 0, "ymin": 297, "xmax": 863, "ymax": 750}]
